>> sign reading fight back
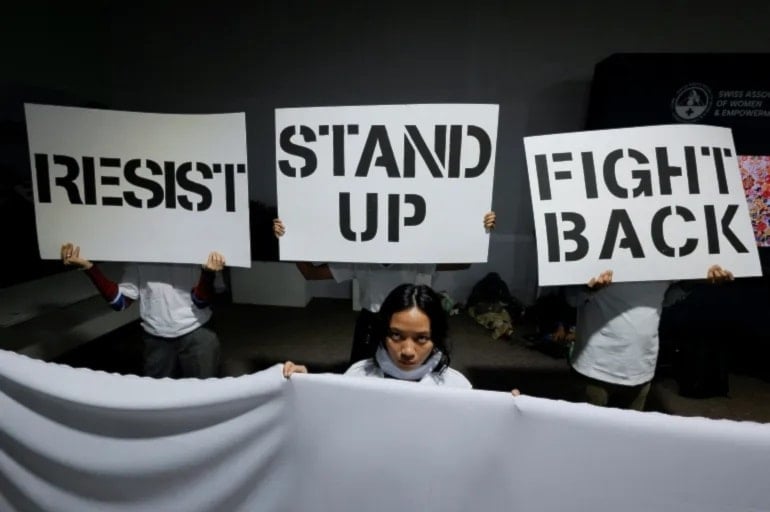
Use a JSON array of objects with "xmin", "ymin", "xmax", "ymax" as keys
[
  {"xmin": 275, "ymin": 104, "xmax": 498, "ymax": 263},
  {"xmin": 25, "ymin": 104, "xmax": 251, "ymax": 267},
  {"xmin": 525, "ymin": 124, "xmax": 762, "ymax": 286}
]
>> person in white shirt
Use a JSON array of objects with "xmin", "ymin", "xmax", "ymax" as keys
[
  {"xmin": 283, "ymin": 283, "xmax": 471, "ymax": 389},
  {"xmin": 273, "ymin": 212, "xmax": 495, "ymax": 364},
  {"xmin": 61, "ymin": 243, "xmax": 225, "ymax": 379},
  {"xmin": 565, "ymin": 265, "xmax": 733, "ymax": 410}
]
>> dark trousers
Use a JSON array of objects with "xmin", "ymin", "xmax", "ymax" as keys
[
  {"xmin": 142, "ymin": 326, "xmax": 221, "ymax": 379},
  {"xmin": 349, "ymin": 309, "xmax": 378, "ymax": 365},
  {"xmin": 573, "ymin": 369, "xmax": 651, "ymax": 411}
]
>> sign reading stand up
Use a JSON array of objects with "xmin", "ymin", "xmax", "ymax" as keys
[{"xmin": 275, "ymin": 104, "xmax": 498, "ymax": 263}]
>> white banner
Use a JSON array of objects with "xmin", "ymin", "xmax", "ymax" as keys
[
  {"xmin": 275, "ymin": 104, "xmax": 498, "ymax": 263},
  {"xmin": 25, "ymin": 104, "xmax": 251, "ymax": 267},
  {"xmin": 2, "ymin": 349, "xmax": 769, "ymax": 512},
  {"xmin": 524, "ymin": 124, "xmax": 762, "ymax": 286}
]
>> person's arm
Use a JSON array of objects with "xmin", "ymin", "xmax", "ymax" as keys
[
  {"xmin": 191, "ymin": 251, "xmax": 226, "ymax": 308},
  {"xmin": 61, "ymin": 242, "xmax": 133, "ymax": 311}
]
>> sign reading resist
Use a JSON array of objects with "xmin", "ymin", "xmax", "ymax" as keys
[
  {"xmin": 524, "ymin": 124, "xmax": 762, "ymax": 286},
  {"xmin": 25, "ymin": 104, "xmax": 251, "ymax": 267},
  {"xmin": 275, "ymin": 104, "xmax": 498, "ymax": 263}
]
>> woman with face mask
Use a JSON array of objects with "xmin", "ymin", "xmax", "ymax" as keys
[{"xmin": 283, "ymin": 283, "xmax": 471, "ymax": 388}]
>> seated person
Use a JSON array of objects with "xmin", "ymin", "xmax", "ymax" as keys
[{"xmin": 283, "ymin": 283, "xmax": 471, "ymax": 388}]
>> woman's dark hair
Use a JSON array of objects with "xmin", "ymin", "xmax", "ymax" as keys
[{"xmin": 373, "ymin": 283, "xmax": 451, "ymax": 373}]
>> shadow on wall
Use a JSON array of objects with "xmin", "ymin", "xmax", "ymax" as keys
[
  {"xmin": 524, "ymin": 80, "xmax": 592, "ymax": 137},
  {"xmin": 1, "ymin": 84, "xmax": 110, "ymax": 289},
  {"xmin": 249, "ymin": 201, "xmax": 279, "ymax": 262},
  {"xmin": 504, "ymin": 80, "xmax": 591, "ymax": 300},
  {"xmin": 0, "ymin": 162, "xmax": 64, "ymax": 288}
]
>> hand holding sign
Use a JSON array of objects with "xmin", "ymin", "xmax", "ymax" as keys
[
  {"xmin": 706, "ymin": 264, "xmax": 734, "ymax": 284},
  {"xmin": 587, "ymin": 270, "xmax": 613, "ymax": 290},
  {"xmin": 273, "ymin": 218, "xmax": 286, "ymax": 238},
  {"xmin": 61, "ymin": 242, "xmax": 93, "ymax": 270},
  {"xmin": 203, "ymin": 252, "xmax": 226, "ymax": 272},
  {"xmin": 483, "ymin": 211, "xmax": 496, "ymax": 231},
  {"xmin": 282, "ymin": 361, "xmax": 308, "ymax": 378}
]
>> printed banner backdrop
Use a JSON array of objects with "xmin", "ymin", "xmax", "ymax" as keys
[
  {"xmin": 587, "ymin": 53, "xmax": 770, "ymax": 157},
  {"xmin": 524, "ymin": 124, "xmax": 762, "ymax": 286},
  {"xmin": 2, "ymin": 349, "xmax": 770, "ymax": 512},
  {"xmin": 739, "ymin": 155, "xmax": 770, "ymax": 246},
  {"xmin": 275, "ymin": 104, "xmax": 498, "ymax": 263},
  {"xmin": 24, "ymin": 104, "xmax": 251, "ymax": 267}
]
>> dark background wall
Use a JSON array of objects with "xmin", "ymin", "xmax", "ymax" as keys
[{"xmin": 3, "ymin": 0, "xmax": 770, "ymax": 300}]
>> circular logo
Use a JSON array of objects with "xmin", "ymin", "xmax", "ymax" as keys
[{"xmin": 671, "ymin": 83, "xmax": 712, "ymax": 122}]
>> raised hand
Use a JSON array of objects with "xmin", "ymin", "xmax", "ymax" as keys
[
  {"xmin": 273, "ymin": 218, "xmax": 286, "ymax": 238},
  {"xmin": 60, "ymin": 243, "xmax": 93, "ymax": 270},
  {"xmin": 483, "ymin": 211, "xmax": 496, "ymax": 231},
  {"xmin": 706, "ymin": 264, "xmax": 734, "ymax": 284},
  {"xmin": 587, "ymin": 270, "xmax": 613, "ymax": 290},
  {"xmin": 203, "ymin": 252, "xmax": 226, "ymax": 272}
]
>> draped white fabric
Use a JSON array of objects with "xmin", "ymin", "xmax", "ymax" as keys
[{"xmin": 2, "ymin": 349, "xmax": 769, "ymax": 512}]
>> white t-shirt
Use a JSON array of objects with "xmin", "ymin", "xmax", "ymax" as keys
[
  {"xmin": 119, "ymin": 263, "xmax": 222, "ymax": 338},
  {"xmin": 344, "ymin": 359, "xmax": 472, "ymax": 389},
  {"xmin": 565, "ymin": 281, "xmax": 676, "ymax": 386},
  {"xmin": 328, "ymin": 263, "xmax": 436, "ymax": 312}
]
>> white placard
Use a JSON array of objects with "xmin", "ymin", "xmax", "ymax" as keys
[
  {"xmin": 524, "ymin": 124, "xmax": 762, "ymax": 286},
  {"xmin": 275, "ymin": 104, "xmax": 498, "ymax": 263},
  {"xmin": 25, "ymin": 104, "xmax": 251, "ymax": 267}
]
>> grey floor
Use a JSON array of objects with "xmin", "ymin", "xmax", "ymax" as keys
[{"xmin": 56, "ymin": 298, "xmax": 770, "ymax": 423}]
